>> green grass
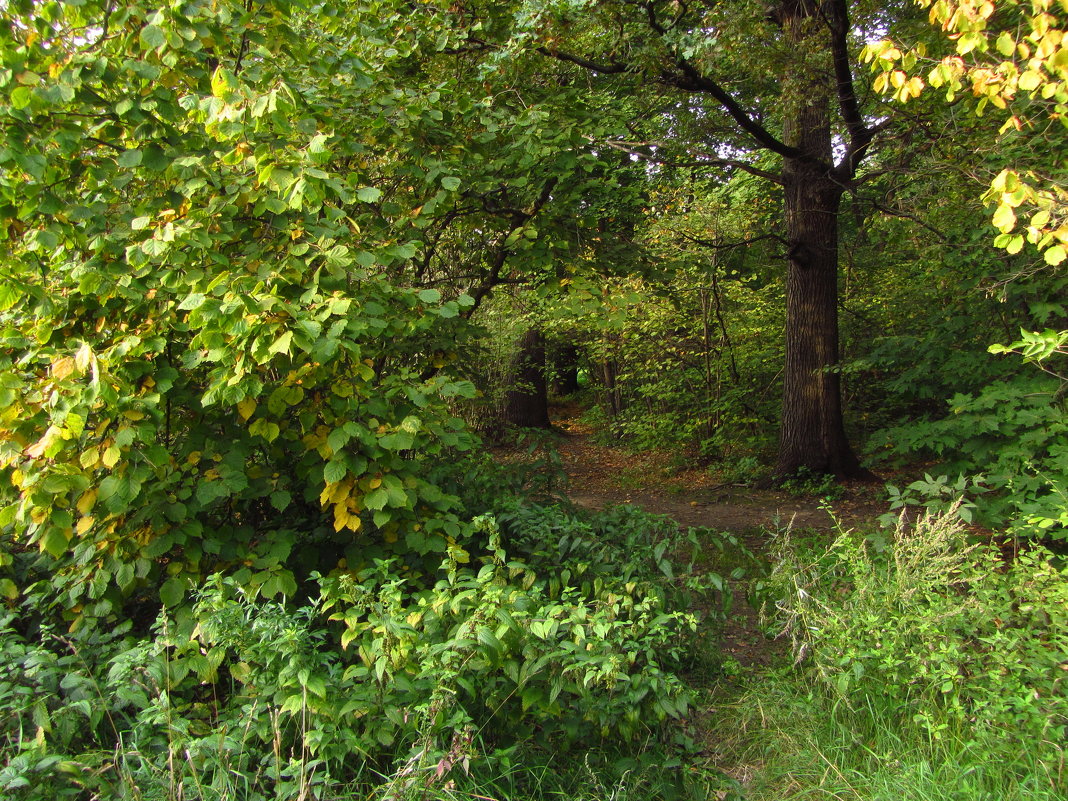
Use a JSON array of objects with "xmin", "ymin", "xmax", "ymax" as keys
[{"xmin": 701, "ymin": 670, "xmax": 1065, "ymax": 801}]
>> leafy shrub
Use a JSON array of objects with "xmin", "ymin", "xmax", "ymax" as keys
[
  {"xmin": 0, "ymin": 504, "xmax": 726, "ymax": 799},
  {"xmin": 444, "ymin": 431, "xmax": 569, "ymax": 515},
  {"xmin": 759, "ymin": 509, "xmax": 1068, "ymax": 758},
  {"xmin": 879, "ymin": 472, "xmax": 988, "ymax": 527},
  {"xmin": 779, "ymin": 467, "xmax": 844, "ymax": 500},
  {"xmin": 873, "ymin": 374, "xmax": 1068, "ymax": 539}
]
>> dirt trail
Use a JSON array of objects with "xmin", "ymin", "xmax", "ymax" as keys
[
  {"xmin": 546, "ymin": 404, "xmax": 888, "ymax": 669},
  {"xmin": 552, "ymin": 406, "xmax": 884, "ymax": 534}
]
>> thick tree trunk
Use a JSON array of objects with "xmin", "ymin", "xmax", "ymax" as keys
[
  {"xmin": 504, "ymin": 329, "xmax": 552, "ymax": 428},
  {"xmin": 775, "ymin": 165, "xmax": 867, "ymax": 478},
  {"xmin": 773, "ymin": 3, "xmax": 870, "ymax": 480}
]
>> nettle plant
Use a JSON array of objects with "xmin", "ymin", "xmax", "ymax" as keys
[{"xmin": 0, "ymin": 0, "xmax": 481, "ymax": 620}]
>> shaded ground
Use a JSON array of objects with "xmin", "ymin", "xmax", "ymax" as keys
[
  {"xmin": 553, "ymin": 407, "xmax": 884, "ymax": 535},
  {"xmin": 542, "ymin": 403, "xmax": 890, "ymax": 670}
]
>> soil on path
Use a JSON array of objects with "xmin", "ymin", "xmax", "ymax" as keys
[
  {"xmin": 552, "ymin": 406, "xmax": 883, "ymax": 534},
  {"xmin": 541, "ymin": 403, "xmax": 888, "ymax": 669}
]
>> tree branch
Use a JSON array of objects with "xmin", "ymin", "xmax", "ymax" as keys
[
  {"xmin": 825, "ymin": 1, "xmax": 866, "ymax": 147},
  {"xmin": 595, "ymin": 137, "xmax": 783, "ymax": 184},
  {"xmin": 661, "ymin": 57, "xmax": 805, "ymax": 160},
  {"xmin": 463, "ymin": 177, "xmax": 559, "ymax": 316},
  {"xmin": 669, "ymin": 229, "xmax": 788, "ymax": 250},
  {"xmin": 536, "ymin": 47, "xmax": 629, "ymax": 75}
]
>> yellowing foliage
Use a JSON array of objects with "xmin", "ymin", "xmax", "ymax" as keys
[{"xmin": 863, "ymin": 0, "xmax": 1068, "ymax": 261}]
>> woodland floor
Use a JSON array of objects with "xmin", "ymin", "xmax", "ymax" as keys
[{"xmin": 543, "ymin": 402, "xmax": 890, "ymax": 672}]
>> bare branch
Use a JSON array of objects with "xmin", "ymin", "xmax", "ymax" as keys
[{"xmin": 662, "ymin": 57, "xmax": 805, "ymax": 160}]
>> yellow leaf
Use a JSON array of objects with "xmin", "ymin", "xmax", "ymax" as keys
[
  {"xmin": 102, "ymin": 445, "xmax": 121, "ymax": 468},
  {"xmin": 330, "ymin": 481, "xmax": 349, "ymax": 504},
  {"xmin": 79, "ymin": 447, "xmax": 99, "ymax": 468},
  {"xmin": 76, "ymin": 490, "xmax": 97, "ymax": 515},
  {"xmin": 333, "ymin": 503, "xmax": 349, "ymax": 532},
  {"xmin": 26, "ymin": 426, "xmax": 59, "ymax": 459},
  {"xmin": 992, "ymin": 203, "xmax": 1017, "ymax": 233},
  {"xmin": 1019, "ymin": 70, "xmax": 1043, "ymax": 91},
  {"xmin": 1044, "ymin": 244, "xmax": 1067, "ymax": 264},
  {"xmin": 369, "ymin": 477, "xmax": 382, "ymax": 490},
  {"xmin": 75, "ymin": 343, "xmax": 92, "ymax": 371},
  {"xmin": 51, "ymin": 357, "xmax": 75, "ymax": 380},
  {"xmin": 237, "ymin": 397, "xmax": 257, "ymax": 420},
  {"xmin": 77, "ymin": 516, "xmax": 94, "ymax": 535},
  {"xmin": 996, "ymin": 32, "xmax": 1015, "ymax": 57}
]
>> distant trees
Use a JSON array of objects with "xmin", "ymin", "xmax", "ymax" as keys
[{"xmin": 456, "ymin": 0, "xmax": 921, "ymax": 478}]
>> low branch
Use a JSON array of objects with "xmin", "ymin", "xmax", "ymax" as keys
[{"xmin": 865, "ymin": 198, "xmax": 949, "ymax": 241}]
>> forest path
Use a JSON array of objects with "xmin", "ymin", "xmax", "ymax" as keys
[
  {"xmin": 545, "ymin": 402, "xmax": 888, "ymax": 670},
  {"xmin": 549, "ymin": 403, "xmax": 885, "ymax": 537}
]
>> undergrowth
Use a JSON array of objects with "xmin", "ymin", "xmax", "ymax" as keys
[
  {"xmin": 0, "ymin": 501, "xmax": 734, "ymax": 800},
  {"xmin": 716, "ymin": 508, "xmax": 1068, "ymax": 800}
]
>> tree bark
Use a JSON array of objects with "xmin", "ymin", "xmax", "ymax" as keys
[
  {"xmin": 549, "ymin": 342, "xmax": 581, "ymax": 396},
  {"xmin": 504, "ymin": 329, "xmax": 552, "ymax": 428},
  {"xmin": 773, "ymin": 2, "xmax": 870, "ymax": 480}
]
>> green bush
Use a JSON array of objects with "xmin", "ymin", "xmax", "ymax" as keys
[
  {"xmin": 0, "ymin": 504, "xmax": 727, "ymax": 799},
  {"xmin": 873, "ymin": 374, "xmax": 1068, "ymax": 539},
  {"xmin": 759, "ymin": 509, "xmax": 1068, "ymax": 757}
]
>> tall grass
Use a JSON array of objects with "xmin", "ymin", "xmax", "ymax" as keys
[{"xmin": 703, "ymin": 507, "xmax": 1067, "ymax": 801}]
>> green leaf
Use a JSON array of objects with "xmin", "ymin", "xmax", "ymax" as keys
[
  {"xmin": 0, "ymin": 284, "xmax": 22, "ymax": 311},
  {"xmin": 10, "ymin": 86, "xmax": 33, "ymax": 109},
  {"xmin": 160, "ymin": 577, "xmax": 186, "ymax": 607},
  {"xmin": 364, "ymin": 487, "xmax": 389, "ymax": 510},
  {"xmin": 441, "ymin": 176, "xmax": 461, "ymax": 191},
  {"xmin": 41, "ymin": 527, "xmax": 68, "ymax": 558},
  {"xmin": 118, "ymin": 149, "xmax": 143, "ymax": 168},
  {"xmin": 417, "ymin": 288, "xmax": 441, "ymax": 303},
  {"xmin": 270, "ymin": 490, "xmax": 292, "ymax": 511},
  {"xmin": 178, "ymin": 292, "xmax": 206, "ymax": 310},
  {"xmin": 324, "ymin": 459, "xmax": 347, "ymax": 484},
  {"xmin": 268, "ymin": 330, "xmax": 293, "ymax": 356},
  {"xmin": 357, "ymin": 186, "xmax": 382, "ymax": 203},
  {"xmin": 140, "ymin": 24, "xmax": 167, "ymax": 51}
]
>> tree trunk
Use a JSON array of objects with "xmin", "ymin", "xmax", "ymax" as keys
[
  {"xmin": 601, "ymin": 358, "xmax": 621, "ymax": 417},
  {"xmin": 773, "ymin": 3, "xmax": 870, "ymax": 480},
  {"xmin": 550, "ymin": 343, "xmax": 581, "ymax": 396},
  {"xmin": 504, "ymin": 329, "xmax": 552, "ymax": 428}
]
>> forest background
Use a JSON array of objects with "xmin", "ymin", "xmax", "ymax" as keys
[{"xmin": 0, "ymin": 1, "xmax": 1065, "ymax": 799}]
